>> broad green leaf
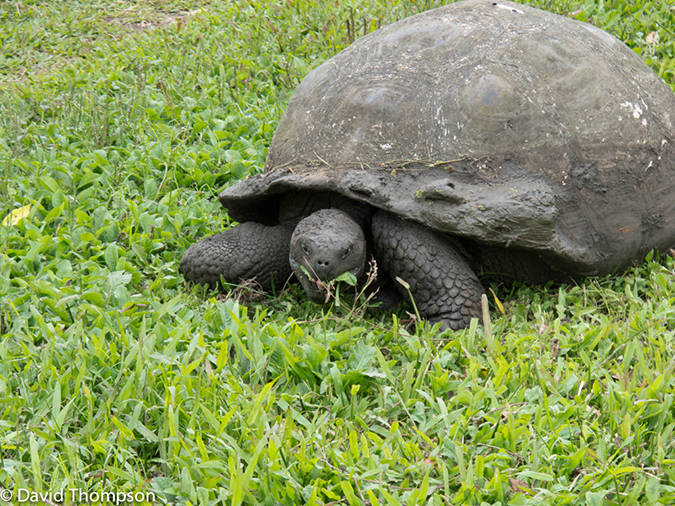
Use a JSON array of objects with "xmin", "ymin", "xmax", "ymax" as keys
[
  {"xmin": 105, "ymin": 244, "xmax": 119, "ymax": 271},
  {"xmin": 81, "ymin": 291, "xmax": 106, "ymax": 308},
  {"xmin": 335, "ymin": 270, "xmax": 358, "ymax": 286},
  {"xmin": 646, "ymin": 477, "xmax": 661, "ymax": 505},
  {"xmin": 517, "ymin": 471, "xmax": 554, "ymax": 482}
]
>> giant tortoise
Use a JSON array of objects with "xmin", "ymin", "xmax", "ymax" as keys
[{"xmin": 180, "ymin": 0, "xmax": 675, "ymax": 330}]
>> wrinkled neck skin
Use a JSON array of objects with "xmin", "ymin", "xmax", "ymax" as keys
[{"xmin": 289, "ymin": 208, "xmax": 368, "ymax": 303}]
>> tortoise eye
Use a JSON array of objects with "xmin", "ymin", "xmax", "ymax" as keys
[
  {"xmin": 341, "ymin": 246, "xmax": 352, "ymax": 260},
  {"xmin": 301, "ymin": 244, "xmax": 310, "ymax": 257}
]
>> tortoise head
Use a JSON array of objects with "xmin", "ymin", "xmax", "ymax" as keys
[{"xmin": 289, "ymin": 209, "xmax": 367, "ymax": 303}]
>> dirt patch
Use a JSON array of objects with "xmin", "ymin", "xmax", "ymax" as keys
[{"xmin": 103, "ymin": 7, "xmax": 206, "ymax": 33}]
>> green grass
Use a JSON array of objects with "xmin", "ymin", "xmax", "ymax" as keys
[{"xmin": 1, "ymin": 0, "xmax": 675, "ymax": 505}]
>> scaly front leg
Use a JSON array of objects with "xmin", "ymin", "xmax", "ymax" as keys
[
  {"xmin": 180, "ymin": 222, "xmax": 296, "ymax": 291},
  {"xmin": 372, "ymin": 211, "xmax": 484, "ymax": 331}
]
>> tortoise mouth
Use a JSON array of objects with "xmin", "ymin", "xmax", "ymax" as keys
[{"xmin": 290, "ymin": 263, "xmax": 364, "ymax": 305}]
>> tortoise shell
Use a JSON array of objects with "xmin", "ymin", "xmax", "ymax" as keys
[{"xmin": 220, "ymin": 0, "xmax": 675, "ymax": 277}]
